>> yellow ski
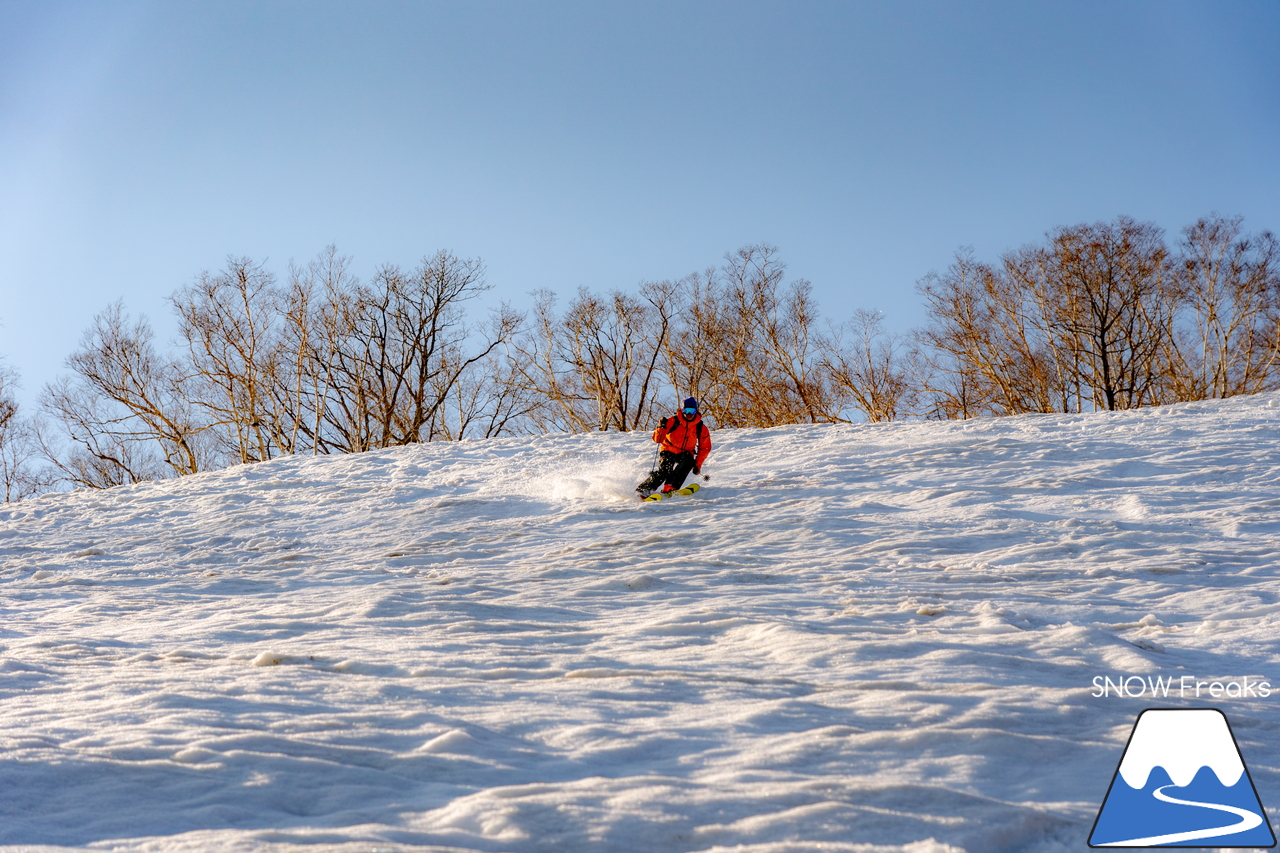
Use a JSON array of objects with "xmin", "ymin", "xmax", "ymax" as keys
[{"xmin": 642, "ymin": 483, "xmax": 701, "ymax": 502}]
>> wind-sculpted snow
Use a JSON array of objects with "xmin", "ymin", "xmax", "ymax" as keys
[{"xmin": 4, "ymin": 397, "xmax": 1280, "ymax": 852}]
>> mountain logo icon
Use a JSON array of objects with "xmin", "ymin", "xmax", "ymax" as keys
[{"xmin": 1089, "ymin": 708, "xmax": 1276, "ymax": 848}]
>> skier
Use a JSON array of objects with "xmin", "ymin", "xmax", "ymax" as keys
[{"xmin": 636, "ymin": 397, "xmax": 712, "ymax": 499}]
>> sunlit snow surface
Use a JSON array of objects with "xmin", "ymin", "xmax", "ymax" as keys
[{"xmin": 5, "ymin": 397, "xmax": 1280, "ymax": 853}]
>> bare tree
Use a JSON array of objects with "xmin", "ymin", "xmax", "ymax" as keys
[
  {"xmin": 1033, "ymin": 217, "xmax": 1173, "ymax": 411},
  {"xmin": 0, "ymin": 365, "xmax": 53, "ymax": 501},
  {"xmin": 40, "ymin": 302, "xmax": 207, "ymax": 484},
  {"xmin": 279, "ymin": 246, "xmax": 363, "ymax": 454},
  {"xmin": 171, "ymin": 257, "xmax": 285, "ymax": 463},
  {"xmin": 430, "ymin": 310, "xmax": 535, "ymax": 440},
  {"xmin": 917, "ymin": 250, "xmax": 1051, "ymax": 417},
  {"xmin": 36, "ymin": 379, "xmax": 168, "ymax": 488},
  {"xmin": 317, "ymin": 251, "xmax": 514, "ymax": 451},
  {"xmin": 920, "ymin": 219, "xmax": 1176, "ymax": 417},
  {"xmin": 1163, "ymin": 215, "xmax": 1280, "ymax": 400},
  {"xmin": 40, "ymin": 218, "xmax": 1276, "ymax": 483},
  {"xmin": 661, "ymin": 245, "xmax": 835, "ymax": 428},
  {"xmin": 822, "ymin": 310, "xmax": 925, "ymax": 422},
  {"xmin": 724, "ymin": 245, "xmax": 835, "ymax": 424},
  {"xmin": 510, "ymin": 284, "xmax": 670, "ymax": 432},
  {"xmin": 655, "ymin": 268, "xmax": 722, "ymax": 417}
]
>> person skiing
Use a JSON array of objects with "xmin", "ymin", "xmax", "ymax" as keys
[{"xmin": 636, "ymin": 397, "xmax": 712, "ymax": 499}]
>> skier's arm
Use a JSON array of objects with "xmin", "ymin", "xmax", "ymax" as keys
[
  {"xmin": 694, "ymin": 423, "xmax": 711, "ymax": 471},
  {"xmin": 652, "ymin": 416, "xmax": 670, "ymax": 445}
]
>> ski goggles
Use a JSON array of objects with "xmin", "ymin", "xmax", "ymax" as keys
[{"xmin": 682, "ymin": 407, "xmax": 698, "ymax": 415}]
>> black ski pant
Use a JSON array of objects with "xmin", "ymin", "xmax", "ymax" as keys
[{"xmin": 639, "ymin": 450, "xmax": 696, "ymax": 492}]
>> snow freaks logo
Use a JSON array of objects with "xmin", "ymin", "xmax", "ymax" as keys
[
  {"xmin": 1089, "ymin": 709, "xmax": 1276, "ymax": 848},
  {"xmin": 1091, "ymin": 675, "xmax": 1273, "ymax": 699}
]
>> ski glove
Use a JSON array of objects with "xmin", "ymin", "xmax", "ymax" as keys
[{"xmin": 693, "ymin": 466, "xmax": 701, "ymax": 475}]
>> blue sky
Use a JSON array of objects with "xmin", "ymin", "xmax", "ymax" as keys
[{"xmin": 2, "ymin": 1, "xmax": 1278, "ymax": 408}]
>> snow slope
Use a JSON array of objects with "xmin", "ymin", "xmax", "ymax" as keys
[{"xmin": 4, "ymin": 396, "xmax": 1280, "ymax": 853}]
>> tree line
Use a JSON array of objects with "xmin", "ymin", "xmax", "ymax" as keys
[{"xmin": 1, "ymin": 212, "xmax": 1277, "ymax": 499}]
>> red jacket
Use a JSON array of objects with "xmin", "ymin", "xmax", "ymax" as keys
[{"xmin": 653, "ymin": 413, "xmax": 711, "ymax": 468}]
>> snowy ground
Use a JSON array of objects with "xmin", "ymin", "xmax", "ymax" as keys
[{"xmin": 5, "ymin": 395, "xmax": 1280, "ymax": 852}]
